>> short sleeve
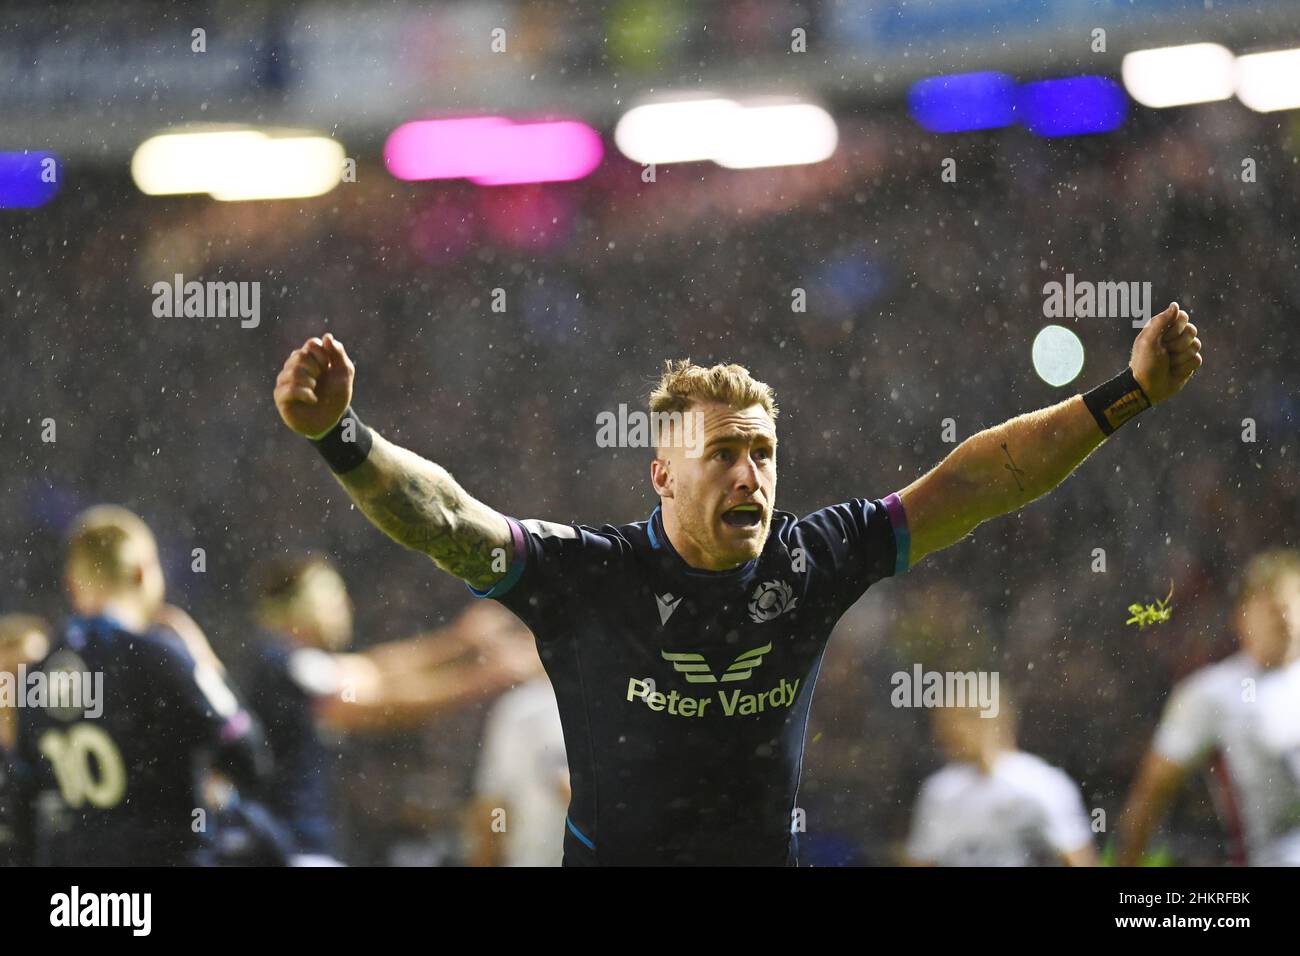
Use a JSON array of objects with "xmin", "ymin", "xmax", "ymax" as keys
[
  {"xmin": 793, "ymin": 493, "xmax": 910, "ymax": 609},
  {"xmin": 466, "ymin": 516, "xmax": 629, "ymax": 632},
  {"xmin": 1036, "ymin": 768, "xmax": 1094, "ymax": 855},
  {"xmin": 904, "ymin": 774, "xmax": 947, "ymax": 863},
  {"xmin": 1152, "ymin": 675, "xmax": 1218, "ymax": 768}
]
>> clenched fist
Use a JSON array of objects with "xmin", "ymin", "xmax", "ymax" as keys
[
  {"xmin": 274, "ymin": 333, "xmax": 355, "ymax": 439},
  {"xmin": 1131, "ymin": 302, "xmax": 1203, "ymax": 404}
]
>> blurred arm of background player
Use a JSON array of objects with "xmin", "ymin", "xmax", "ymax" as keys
[
  {"xmin": 1115, "ymin": 557, "xmax": 1300, "ymax": 866},
  {"xmin": 154, "ymin": 603, "xmax": 227, "ymax": 674},
  {"xmin": 273, "ymin": 334, "xmax": 513, "ymax": 592},
  {"xmin": 899, "ymin": 303, "xmax": 1202, "ymax": 566},
  {"xmin": 313, "ymin": 604, "xmax": 542, "ymax": 734},
  {"xmin": 361, "ymin": 602, "xmax": 527, "ymax": 674},
  {"xmin": 1115, "ymin": 753, "xmax": 1187, "ymax": 866}
]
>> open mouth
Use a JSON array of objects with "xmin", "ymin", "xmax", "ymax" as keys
[{"xmin": 721, "ymin": 504, "xmax": 763, "ymax": 528}]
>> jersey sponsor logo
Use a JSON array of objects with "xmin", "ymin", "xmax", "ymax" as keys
[
  {"xmin": 655, "ymin": 592, "xmax": 684, "ymax": 625},
  {"xmin": 661, "ymin": 642, "xmax": 772, "ymax": 683},
  {"xmin": 748, "ymin": 580, "xmax": 798, "ymax": 623},
  {"xmin": 626, "ymin": 676, "xmax": 801, "ymax": 718}
]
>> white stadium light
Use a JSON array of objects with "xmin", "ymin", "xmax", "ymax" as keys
[
  {"xmin": 1032, "ymin": 325, "xmax": 1086, "ymax": 387},
  {"xmin": 713, "ymin": 103, "xmax": 838, "ymax": 169},
  {"xmin": 1235, "ymin": 48, "xmax": 1300, "ymax": 113},
  {"xmin": 132, "ymin": 128, "xmax": 346, "ymax": 201},
  {"xmin": 614, "ymin": 97, "xmax": 838, "ymax": 169},
  {"xmin": 614, "ymin": 98, "xmax": 741, "ymax": 165},
  {"xmin": 1121, "ymin": 43, "xmax": 1235, "ymax": 108}
]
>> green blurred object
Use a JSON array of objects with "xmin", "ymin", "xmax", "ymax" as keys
[
  {"xmin": 609, "ymin": 0, "xmax": 686, "ymax": 71},
  {"xmin": 1126, "ymin": 581, "xmax": 1175, "ymax": 629},
  {"xmin": 1100, "ymin": 840, "xmax": 1173, "ymax": 866}
]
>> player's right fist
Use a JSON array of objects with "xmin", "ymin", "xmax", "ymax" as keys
[{"xmin": 274, "ymin": 333, "xmax": 355, "ymax": 439}]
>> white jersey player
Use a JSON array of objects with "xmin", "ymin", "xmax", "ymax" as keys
[
  {"xmin": 468, "ymin": 677, "xmax": 569, "ymax": 867},
  {"xmin": 905, "ymin": 703, "xmax": 1096, "ymax": 866},
  {"xmin": 1119, "ymin": 550, "xmax": 1300, "ymax": 865}
]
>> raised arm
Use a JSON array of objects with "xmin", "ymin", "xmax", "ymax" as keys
[
  {"xmin": 899, "ymin": 302, "xmax": 1202, "ymax": 566},
  {"xmin": 273, "ymin": 334, "xmax": 511, "ymax": 591}
]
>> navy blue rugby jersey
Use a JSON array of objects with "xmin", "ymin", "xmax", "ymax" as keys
[
  {"xmin": 469, "ymin": 494, "xmax": 910, "ymax": 865},
  {"xmin": 244, "ymin": 636, "xmax": 339, "ymax": 857},
  {"xmin": 0, "ymin": 742, "xmax": 26, "ymax": 866},
  {"xmin": 17, "ymin": 615, "xmax": 267, "ymax": 865}
]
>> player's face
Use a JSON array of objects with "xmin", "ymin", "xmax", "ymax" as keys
[
  {"xmin": 1237, "ymin": 578, "xmax": 1300, "ymax": 667},
  {"xmin": 655, "ymin": 401, "xmax": 777, "ymax": 570},
  {"xmin": 296, "ymin": 566, "xmax": 354, "ymax": 651},
  {"xmin": 934, "ymin": 708, "xmax": 981, "ymax": 762}
]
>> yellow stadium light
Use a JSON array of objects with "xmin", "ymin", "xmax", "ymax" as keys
[{"xmin": 132, "ymin": 128, "xmax": 345, "ymax": 201}]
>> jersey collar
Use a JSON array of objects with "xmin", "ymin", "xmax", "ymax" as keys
[{"xmin": 648, "ymin": 506, "xmax": 759, "ymax": 579}]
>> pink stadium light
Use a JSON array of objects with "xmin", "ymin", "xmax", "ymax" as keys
[{"xmin": 384, "ymin": 117, "xmax": 604, "ymax": 185}]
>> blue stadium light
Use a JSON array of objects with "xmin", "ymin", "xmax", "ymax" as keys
[
  {"xmin": 0, "ymin": 151, "xmax": 61, "ymax": 208},
  {"xmin": 1016, "ymin": 76, "xmax": 1128, "ymax": 137},
  {"xmin": 907, "ymin": 72, "xmax": 1017, "ymax": 132}
]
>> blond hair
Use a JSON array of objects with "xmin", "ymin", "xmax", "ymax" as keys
[
  {"xmin": 1239, "ymin": 549, "xmax": 1300, "ymax": 601},
  {"xmin": 648, "ymin": 359, "xmax": 778, "ymax": 420},
  {"xmin": 66, "ymin": 505, "xmax": 158, "ymax": 589}
]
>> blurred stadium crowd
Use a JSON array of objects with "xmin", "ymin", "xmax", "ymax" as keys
[{"xmin": 1, "ymin": 99, "xmax": 1296, "ymax": 864}]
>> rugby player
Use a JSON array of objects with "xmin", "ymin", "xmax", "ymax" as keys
[
  {"xmin": 247, "ymin": 554, "xmax": 540, "ymax": 864},
  {"xmin": 0, "ymin": 615, "xmax": 50, "ymax": 866},
  {"xmin": 1117, "ymin": 550, "xmax": 1300, "ymax": 866},
  {"xmin": 16, "ymin": 506, "xmax": 268, "ymax": 865},
  {"xmin": 904, "ymin": 699, "xmax": 1096, "ymax": 866},
  {"xmin": 466, "ymin": 675, "xmax": 569, "ymax": 867},
  {"xmin": 273, "ymin": 302, "xmax": 1202, "ymax": 865}
]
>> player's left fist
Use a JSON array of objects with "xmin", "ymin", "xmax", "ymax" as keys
[{"xmin": 1130, "ymin": 301, "xmax": 1203, "ymax": 404}]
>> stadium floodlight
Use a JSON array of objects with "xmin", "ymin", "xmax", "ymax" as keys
[
  {"xmin": 1121, "ymin": 43, "xmax": 1236, "ymax": 108},
  {"xmin": 907, "ymin": 72, "xmax": 1018, "ymax": 132},
  {"xmin": 0, "ymin": 151, "xmax": 61, "ymax": 208},
  {"xmin": 1235, "ymin": 48, "xmax": 1300, "ymax": 112},
  {"xmin": 1032, "ymin": 325, "xmax": 1086, "ymax": 387},
  {"xmin": 385, "ymin": 117, "xmax": 604, "ymax": 185},
  {"xmin": 615, "ymin": 97, "xmax": 837, "ymax": 168},
  {"xmin": 614, "ymin": 98, "xmax": 741, "ymax": 165},
  {"xmin": 1018, "ymin": 76, "xmax": 1128, "ymax": 137},
  {"xmin": 132, "ymin": 128, "xmax": 345, "ymax": 201},
  {"xmin": 713, "ymin": 102, "xmax": 837, "ymax": 169}
]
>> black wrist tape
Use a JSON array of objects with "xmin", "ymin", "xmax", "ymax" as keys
[
  {"xmin": 1083, "ymin": 368, "xmax": 1152, "ymax": 436},
  {"xmin": 310, "ymin": 406, "xmax": 374, "ymax": 474}
]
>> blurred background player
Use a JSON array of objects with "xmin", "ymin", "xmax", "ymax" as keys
[
  {"xmin": 1117, "ymin": 549, "xmax": 1300, "ymax": 866},
  {"xmin": 246, "ymin": 553, "xmax": 542, "ymax": 865},
  {"xmin": 465, "ymin": 675, "xmax": 568, "ymax": 867},
  {"xmin": 904, "ymin": 695, "xmax": 1096, "ymax": 866},
  {"xmin": 17, "ymin": 505, "xmax": 269, "ymax": 865},
  {"xmin": 0, "ymin": 614, "xmax": 51, "ymax": 867}
]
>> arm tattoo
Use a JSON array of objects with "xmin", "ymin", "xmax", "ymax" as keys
[{"xmin": 334, "ymin": 433, "xmax": 510, "ymax": 591}]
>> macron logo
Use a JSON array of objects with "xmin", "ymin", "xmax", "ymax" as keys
[
  {"xmin": 656, "ymin": 593, "xmax": 684, "ymax": 625},
  {"xmin": 50, "ymin": 886, "xmax": 151, "ymax": 937}
]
